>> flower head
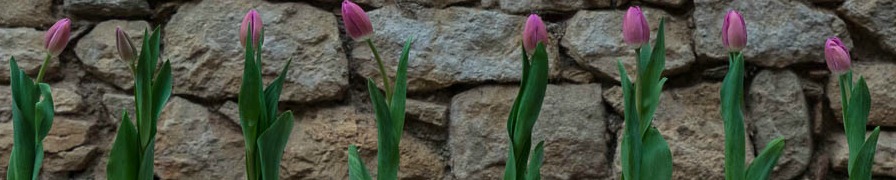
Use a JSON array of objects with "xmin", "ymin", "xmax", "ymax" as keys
[
  {"xmin": 722, "ymin": 10, "xmax": 747, "ymax": 52},
  {"xmin": 622, "ymin": 6, "xmax": 649, "ymax": 47},
  {"xmin": 342, "ymin": 0, "xmax": 373, "ymax": 41},
  {"xmin": 44, "ymin": 18, "xmax": 72, "ymax": 56},
  {"xmin": 523, "ymin": 14, "xmax": 548, "ymax": 53},
  {"xmin": 824, "ymin": 37, "xmax": 851, "ymax": 74},
  {"xmin": 115, "ymin": 27, "xmax": 137, "ymax": 63},
  {"xmin": 240, "ymin": 9, "xmax": 263, "ymax": 47}
]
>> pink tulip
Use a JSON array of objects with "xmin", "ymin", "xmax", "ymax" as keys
[
  {"xmin": 622, "ymin": 6, "xmax": 649, "ymax": 47},
  {"xmin": 722, "ymin": 10, "xmax": 747, "ymax": 52},
  {"xmin": 240, "ymin": 9, "xmax": 263, "ymax": 47},
  {"xmin": 342, "ymin": 0, "xmax": 373, "ymax": 41},
  {"xmin": 523, "ymin": 14, "xmax": 548, "ymax": 53},
  {"xmin": 115, "ymin": 27, "xmax": 137, "ymax": 62},
  {"xmin": 824, "ymin": 37, "xmax": 851, "ymax": 74},
  {"xmin": 44, "ymin": 18, "xmax": 71, "ymax": 56}
]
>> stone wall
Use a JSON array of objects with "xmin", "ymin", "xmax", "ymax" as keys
[{"xmin": 0, "ymin": 0, "xmax": 894, "ymax": 179}]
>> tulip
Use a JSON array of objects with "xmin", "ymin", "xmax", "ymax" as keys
[
  {"xmin": 115, "ymin": 27, "xmax": 137, "ymax": 63},
  {"xmin": 240, "ymin": 9, "xmax": 263, "ymax": 47},
  {"xmin": 825, "ymin": 37, "xmax": 851, "ymax": 74},
  {"xmin": 722, "ymin": 10, "xmax": 747, "ymax": 52},
  {"xmin": 523, "ymin": 14, "xmax": 548, "ymax": 53},
  {"xmin": 44, "ymin": 18, "xmax": 72, "ymax": 57},
  {"xmin": 342, "ymin": 0, "xmax": 374, "ymax": 41},
  {"xmin": 622, "ymin": 6, "xmax": 649, "ymax": 47}
]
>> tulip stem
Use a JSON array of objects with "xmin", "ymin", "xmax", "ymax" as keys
[
  {"xmin": 366, "ymin": 39, "xmax": 393, "ymax": 102},
  {"xmin": 35, "ymin": 53, "xmax": 52, "ymax": 85}
]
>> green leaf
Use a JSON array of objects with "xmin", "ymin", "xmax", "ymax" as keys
[
  {"xmin": 637, "ymin": 18, "xmax": 666, "ymax": 135},
  {"xmin": 504, "ymin": 144, "xmax": 518, "ymax": 180},
  {"xmin": 507, "ymin": 44, "xmax": 532, "ymax": 145},
  {"xmin": 746, "ymin": 137, "xmax": 785, "ymax": 180},
  {"xmin": 618, "ymin": 60, "xmax": 641, "ymax": 180},
  {"xmin": 107, "ymin": 112, "xmax": 140, "ymax": 179},
  {"xmin": 9, "ymin": 56, "xmax": 38, "ymax": 180},
  {"xmin": 35, "ymin": 83, "xmax": 54, "ymax": 142},
  {"xmin": 367, "ymin": 79, "xmax": 400, "ymax": 180},
  {"xmin": 138, "ymin": 139, "xmax": 155, "ymax": 180},
  {"xmin": 389, "ymin": 37, "xmax": 413, "ymax": 142},
  {"xmin": 238, "ymin": 28, "xmax": 265, "ymax": 180},
  {"xmin": 348, "ymin": 145, "xmax": 372, "ymax": 180},
  {"xmin": 640, "ymin": 127, "xmax": 672, "ymax": 180},
  {"xmin": 849, "ymin": 127, "xmax": 880, "ymax": 180},
  {"xmin": 262, "ymin": 58, "xmax": 291, "ymax": 130},
  {"xmin": 525, "ymin": 141, "xmax": 545, "ymax": 180},
  {"xmin": 721, "ymin": 52, "xmax": 746, "ymax": 180},
  {"xmin": 150, "ymin": 60, "xmax": 172, "ymax": 125},
  {"xmin": 257, "ymin": 111, "xmax": 295, "ymax": 180},
  {"xmin": 510, "ymin": 43, "xmax": 550, "ymax": 178},
  {"xmin": 846, "ymin": 77, "xmax": 871, "ymax": 171}
]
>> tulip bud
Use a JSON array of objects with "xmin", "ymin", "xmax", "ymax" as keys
[
  {"xmin": 622, "ymin": 6, "xmax": 649, "ymax": 47},
  {"xmin": 44, "ymin": 18, "xmax": 72, "ymax": 57},
  {"xmin": 115, "ymin": 27, "xmax": 137, "ymax": 63},
  {"xmin": 722, "ymin": 10, "xmax": 747, "ymax": 52},
  {"xmin": 342, "ymin": 0, "xmax": 373, "ymax": 41},
  {"xmin": 240, "ymin": 9, "xmax": 263, "ymax": 47},
  {"xmin": 523, "ymin": 14, "xmax": 548, "ymax": 53},
  {"xmin": 824, "ymin": 37, "xmax": 851, "ymax": 74}
]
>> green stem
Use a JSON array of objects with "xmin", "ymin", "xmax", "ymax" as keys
[
  {"xmin": 366, "ymin": 39, "xmax": 393, "ymax": 103},
  {"xmin": 34, "ymin": 53, "xmax": 52, "ymax": 84}
]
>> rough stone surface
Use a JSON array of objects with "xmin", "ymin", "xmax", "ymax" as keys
[
  {"xmin": 0, "ymin": 85, "xmax": 10, "ymax": 123},
  {"xmin": 354, "ymin": 6, "xmax": 560, "ymax": 92},
  {"xmin": 75, "ymin": 20, "xmax": 149, "ymax": 90},
  {"xmin": 0, "ymin": 122, "xmax": 12, "ymax": 176},
  {"xmin": 44, "ymin": 117, "xmax": 94, "ymax": 153},
  {"xmin": 830, "ymin": 131, "xmax": 896, "ymax": 177},
  {"xmin": 694, "ymin": 0, "xmax": 850, "ymax": 67},
  {"xmin": 449, "ymin": 84, "xmax": 609, "ymax": 179},
  {"xmin": 826, "ymin": 62, "xmax": 896, "ymax": 127},
  {"xmin": 840, "ymin": 0, "xmax": 896, "ymax": 54},
  {"xmin": 165, "ymin": 0, "xmax": 348, "ymax": 102},
  {"xmin": 53, "ymin": 87, "xmax": 84, "ymax": 114},
  {"xmin": 64, "ymin": 0, "xmax": 152, "ymax": 18},
  {"xmin": 747, "ymin": 70, "xmax": 812, "ymax": 180},
  {"xmin": 101, "ymin": 93, "xmax": 135, "ymax": 121},
  {"xmin": 43, "ymin": 146, "xmax": 97, "ymax": 172},
  {"xmin": 280, "ymin": 106, "xmax": 446, "ymax": 179},
  {"xmin": 0, "ymin": 0, "xmax": 55, "ymax": 27},
  {"xmin": 406, "ymin": 99, "xmax": 448, "ymax": 127},
  {"xmin": 0, "ymin": 28, "xmax": 61, "ymax": 83},
  {"xmin": 154, "ymin": 97, "xmax": 245, "ymax": 179},
  {"xmin": 643, "ymin": 0, "xmax": 689, "ymax": 7},
  {"xmin": 563, "ymin": 8, "xmax": 695, "ymax": 81},
  {"xmin": 608, "ymin": 82, "xmax": 755, "ymax": 179},
  {"xmin": 482, "ymin": 0, "xmax": 624, "ymax": 13},
  {"xmin": 217, "ymin": 101, "xmax": 240, "ymax": 126}
]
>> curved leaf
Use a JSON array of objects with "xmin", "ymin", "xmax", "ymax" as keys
[
  {"xmin": 640, "ymin": 127, "xmax": 672, "ymax": 180},
  {"xmin": 257, "ymin": 111, "xmax": 295, "ymax": 180},
  {"xmin": 107, "ymin": 112, "xmax": 140, "ymax": 179},
  {"xmin": 745, "ymin": 137, "xmax": 785, "ymax": 180},
  {"xmin": 348, "ymin": 145, "xmax": 372, "ymax": 180},
  {"xmin": 526, "ymin": 141, "xmax": 545, "ymax": 180},
  {"xmin": 849, "ymin": 127, "xmax": 880, "ymax": 180}
]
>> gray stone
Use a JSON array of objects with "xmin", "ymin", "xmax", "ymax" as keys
[
  {"xmin": 830, "ymin": 131, "xmax": 896, "ymax": 177},
  {"xmin": 43, "ymin": 146, "xmax": 97, "ymax": 172},
  {"xmin": 406, "ymin": 99, "xmax": 448, "ymax": 127},
  {"xmin": 0, "ymin": 85, "xmax": 10, "ymax": 123},
  {"xmin": 281, "ymin": 106, "xmax": 446, "ymax": 179},
  {"xmin": 694, "ymin": 0, "xmax": 850, "ymax": 67},
  {"xmin": 0, "ymin": 0, "xmax": 55, "ymax": 27},
  {"xmin": 165, "ymin": 0, "xmax": 348, "ymax": 102},
  {"xmin": 354, "ymin": 6, "xmax": 560, "ymax": 92},
  {"xmin": 44, "ymin": 117, "xmax": 95, "ymax": 153},
  {"xmin": 826, "ymin": 62, "xmax": 896, "ymax": 127},
  {"xmin": 52, "ymin": 87, "xmax": 83, "ymax": 114},
  {"xmin": 216, "ymin": 101, "xmax": 240, "ymax": 126},
  {"xmin": 101, "ymin": 93, "xmax": 135, "ymax": 121},
  {"xmin": 75, "ymin": 20, "xmax": 149, "ymax": 90},
  {"xmin": 0, "ymin": 28, "xmax": 61, "ymax": 83},
  {"xmin": 840, "ymin": 0, "xmax": 896, "ymax": 54},
  {"xmin": 449, "ymin": 84, "xmax": 609, "ymax": 179},
  {"xmin": 155, "ymin": 97, "xmax": 245, "ymax": 179},
  {"xmin": 747, "ymin": 70, "xmax": 812, "ymax": 180},
  {"xmin": 482, "ymin": 0, "xmax": 625, "ymax": 14},
  {"xmin": 64, "ymin": 0, "xmax": 151, "ymax": 18},
  {"xmin": 0, "ymin": 122, "xmax": 12, "ymax": 176},
  {"xmin": 562, "ymin": 8, "xmax": 694, "ymax": 81},
  {"xmin": 643, "ymin": 0, "xmax": 689, "ymax": 7}
]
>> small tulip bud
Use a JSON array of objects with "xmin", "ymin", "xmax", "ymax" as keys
[
  {"xmin": 722, "ymin": 10, "xmax": 747, "ymax": 52},
  {"xmin": 44, "ymin": 18, "xmax": 72, "ymax": 57},
  {"xmin": 115, "ymin": 27, "xmax": 137, "ymax": 62},
  {"xmin": 523, "ymin": 14, "xmax": 548, "ymax": 53},
  {"xmin": 622, "ymin": 6, "xmax": 649, "ymax": 47},
  {"xmin": 342, "ymin": 0, "xmax": 373, "ymax": 41},
  {"xmin": 824, "ymin": 37, "xmax": 851, "ymax": 74},
  {"xmin": 240, "ymin": 9, "xmax": 263, "ymax": 47}
]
